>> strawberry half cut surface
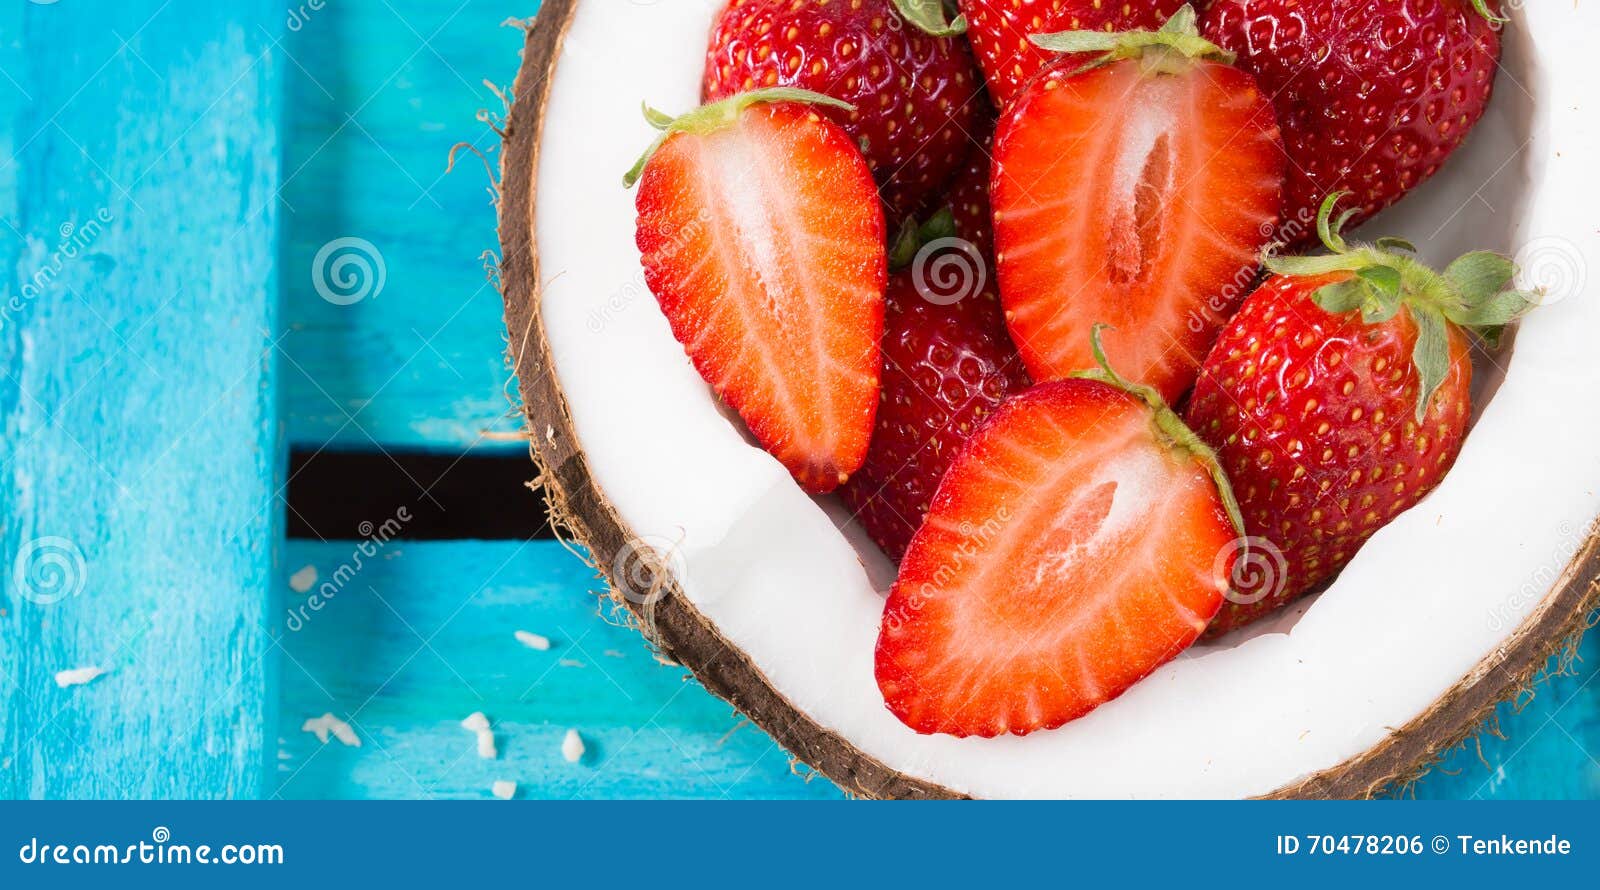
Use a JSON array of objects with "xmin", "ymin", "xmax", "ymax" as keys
[
  {"xmin": 876, "ymin": 334, "xmax": 1241, "ymax": 737},
  {"xmin": 992, "ymin": 7, "xmax": 1284, "ymax": 402},
  {"xmin": 627, "ymin": 90, "xmax": 888, "ymax": 494}
]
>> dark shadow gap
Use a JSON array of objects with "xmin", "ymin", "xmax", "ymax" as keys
[{"xmin": 286, "ymin": 450, "xmax": 552, "ymax": 540}]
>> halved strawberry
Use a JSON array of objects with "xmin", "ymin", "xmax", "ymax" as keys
[
  {"xmin": 991, "ymin": 9, "xmax": 1284, "ymax": 402},
  {"xmin": 627, "ymin": 90, "xmax": 888, "ymax": 493},
  {"xmin": 877, "ymin": 337, "xmax": 1240, "ymax": 737}
]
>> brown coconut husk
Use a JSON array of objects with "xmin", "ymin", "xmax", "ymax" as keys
[{"xmin": 495, "ymin": 0, "xmax": 1600, "ymax": 800}]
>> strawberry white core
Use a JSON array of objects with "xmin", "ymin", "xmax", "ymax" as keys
[
  {"xmin": 1106, "ymin": 86, "xmax": 1179, "ymax": 284},
  {"xmin": 1029, "ymin": 444, "xmax": 1162, "ymax": 591},
  {"xmin": 711, "ymin": 133, "xmax": 788, "ymax": 315}
]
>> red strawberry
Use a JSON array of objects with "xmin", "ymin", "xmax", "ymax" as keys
[
  {"xmin": 840, "ymin": 234, "xmax": 1027, "ymax": 561},
  {"xmin": 1184, "ymin": 195, "xmax": 1536, "ymax": 636},
  {"xmin": 1200, "ymin": 0, "xmax": 1503, "ymax": 243},
  {"xmin": 941, "ymin": 108, "xmax": 996, "ymax": 259},
  {"xmin": 627, "ymin": 90, "xmax": 888, "ymax": 494},
  {"xmin": 877, "ymin": 344, "xmax": 1242, "ymax": 737},
  {"xmin": 991, "ymin": 9, "xmax": 1284, "ymax": 402},
  {"xmin": 960, "ymin": 0, "xmax": 1186, "ymax": 108},
  {"xmin": 702, "ymin": 0, "xmax": 984, "ymax": 221}
]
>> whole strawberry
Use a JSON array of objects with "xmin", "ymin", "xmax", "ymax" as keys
[
  {"xmin": 1184, "ymin": 195, "xmax": 1536, "ymax": 636},
  {"xmin": 1201, "ymin": 0, "xmax": 1503, "ymax": 243},
  {"xmin": 841, "ymin": 208, "xmax": 1028, "ymax": 561},
  {"xmin": 940, "ymin": 103, "xmax": 996, "ymax": 259},
  {"xmin": 703, "ymin": 0, "xmax": 983, "ymax": 220},
  {"xmin": 960, "ymin": 0, "xmax": 1186, "ymax": 108}
]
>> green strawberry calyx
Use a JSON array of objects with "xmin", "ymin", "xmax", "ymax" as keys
[
  {"xmin": 1029, "ymin": 5, "xmax": 1234, "ymax": 76},
  {"xmin": 1263, "ymin": 192, "xmax": 1541, "ymax": 422},
  {"xmin": 622, "ymin": 88, "xmax": 855, "ymax": 188},
  {"xmin": 1469, "ymin": 0, "xmax": 1510, "ymax": 27},
  {"xmin": 892, "ymin": 0, "xmax": 967, "ymax": 38},
  {"xmin": 1072, "ymin": 324, "xmax": 1247, "ymax": 544},
  {"xmin": 888, "ymin": 206, "xmax": 958, "ymax": 271}
]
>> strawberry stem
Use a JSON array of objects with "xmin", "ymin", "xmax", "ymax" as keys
[
  {"xmin": 1469, "ymin": 0, "xmax": 1509, "ymax": 26},
  {"xmin": 892, "ymin": 0, "xmax": 967, "ymax": 38},
  {"xmin": 622, "ymin": 88, "xmax": 856, "ymax": 188},
  {"xmin": 1029, "ymin": 5, "xmax": 1234, "ymax": 75},
  {"xmin": 1263, "ymin": 192, "xmax": 1540, "ymax": 421},
  {"xmin": 1071, "ymin": 325, "xmax": 1247, "ymax": 542},
  {"xmin": 888, "ymin": 207, "xmax": 957, "ymax": 271}
]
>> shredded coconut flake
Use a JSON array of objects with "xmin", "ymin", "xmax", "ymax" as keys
[
  {"xmin": 514, "ymin": 630, "xmax": 551, "ymax": 651},
  {"xmin": 288, "ymin": 564, "xmax": 318, "ymax": 593},
  {"xmin": 302, "ymin": 713, "xmax": 361, "ymax": 747},
  {"xmin": 559, "ymin": 658, "xmax": 584, "ymax": 668},
  {"xmin": 461, "ymin": 711, "xmax": 497, "ymax": 759},
  {"xmin": 54, "ymin": 666, "xmax": 107, "ymax": 688},
  {"xmin": 561, "ymin": 728, "xmax": 585, "ymax": 763},
  {"xmin": 492, "ymin": 780, "xmax": 516, "ymax": 800}
]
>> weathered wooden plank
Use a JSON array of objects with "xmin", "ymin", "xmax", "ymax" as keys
[
  {"xmin": 279, "ymin": 0, "xmax": 531, "ymax": 453},
  {"xmin": 274, "ymin": 540, "xmax": 845, "ymax": 799},
  {"xmin": 0, "ymin": 1, "xmax": 282, "ymax": 799}
]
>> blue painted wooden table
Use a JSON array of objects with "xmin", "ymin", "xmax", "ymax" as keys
[{"xmin": 1, "ymin": 0, "xmax": 1596, "ymax": 799}]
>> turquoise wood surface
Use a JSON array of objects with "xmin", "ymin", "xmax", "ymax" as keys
[
  {"xmin": 275, "ymin": 539, "xmax": 843, "ymax": 799},
  {"xmin": 0, "ymin": 2, "xmax": 283, "ymax": 798},
  {"xmin": 1408, "ymin": 635, "xmax": 1600, "ymax": 800},
  {"xmin": 273, "ymin": 536, "xmax": 1596, "ymax": 800},
  {"xmin": 280, "ymin": 0, "xmax": 529, "ymax": 454}
]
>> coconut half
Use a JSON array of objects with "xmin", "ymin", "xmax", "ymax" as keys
[{"xmin": 498, "ymin": 0, "xmax": 1600, "ymax": 798}]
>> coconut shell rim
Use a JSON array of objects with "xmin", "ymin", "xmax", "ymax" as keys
[{"xmin": 494, "ymin": 0, "xmax": 1600, "ymax": 800}]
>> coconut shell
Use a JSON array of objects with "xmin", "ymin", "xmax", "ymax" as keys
[{"xmin": 495, "ymin": 0, "xmax": 1600, "ymax": 799}]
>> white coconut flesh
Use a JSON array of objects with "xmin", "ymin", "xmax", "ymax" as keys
[{"xmin": 533, "ymin": 1, "xmax": 1597, "ymax": 798}]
